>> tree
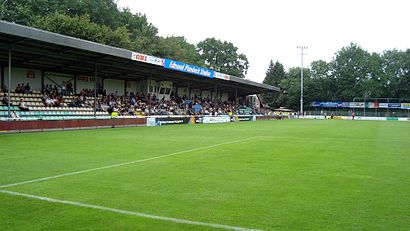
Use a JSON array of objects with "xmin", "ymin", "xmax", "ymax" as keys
[
  {"xmin": 119, "ymin": 8, "xmax": 160, "ymax": 55},
  {"xmin": 382, "ymin": 49, "xmax": 410, "ymax": 98},
  {"xmin": 282, "ymin": 67, "xmax": 314, "ymax": 111},
  {"xmin": 33, "ymin": 13, "xmax": 132, "ymax": 49},
  {"xmin": 197, "ymin": 38, "xmax": 249, "ymax": 77},
  {"xmin": 0, "ymin": 0, "xmax": 160, "ymax": 55},
  {"xmin": 362, "ymin": 52, "xmax": 386, "ymax": 98},
  {"xmin": 263, "ymin": 60, "xmax": 285, "ymax": 86},
  {"xmin": 276, "ymin": 67, "xmax": 302, "ymax": 110},
  {"xmin": 263, "ymin": 61, "xmax": 275, "ymax": 85},
  {"xmin": 272, "ymin": 44, "xmax": 410, "ymax": 110},
  {"xmin": 154, "ymin": 36, "xmax": 201, "ymax": 66},
  {"xmin": 310, "ymin": 60, "xmax": 338, "ymax": 101},
  {"xmin": 1, "ymin": 0, "xmax": 120, "ymax": 27},
  {"xmin": 0, "ymin": 0, "xmax": 36, "ymax": 25},
  {"xmin": 262, "ymin": 60, "xmax": 286, "ymax": 108},
  {"xmin": 331, "ymin": 43, "xmax": 373, "ymax": 101}
]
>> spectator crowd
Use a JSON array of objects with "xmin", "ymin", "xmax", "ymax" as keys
[
  {"xmin": 5, "ymin": 80, "xmax": 256, "ymax": 116},
  {"xmin": 95, "ymin": 92, "xmax": 250, "ymax": 116}
]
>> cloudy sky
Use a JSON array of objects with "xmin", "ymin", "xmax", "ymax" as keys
[{"xmin": 117, "ymin": 0, "xmax": 409, "ymax": 83}]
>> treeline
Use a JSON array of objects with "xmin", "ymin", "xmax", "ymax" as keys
[
  {"xmin": 263, "ymin": 43, "xmax": 410, "ymax": 110},
  {"xmin": 2, "ymin": 1, "xmax": 409, "ymax": 110},
  {"xmin": 0, "ymin": 0, "xmax": 248, "ymax": 77}
]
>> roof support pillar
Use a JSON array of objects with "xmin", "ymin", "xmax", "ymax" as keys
[
  {"xmin": 188, "ymin": 81, "xmax": 191, "ymax": 98},
  {"xmin": 93, "ymin": 63, "xmax": 97, "ymax": 117},
  {"xmin": 101, "ymin": 77, "xmax": 104, "ymax": 91},
  {"xmin": 74, "ymin": 75, "xmax": 77, "ymax": 94},
  {"xmin": 7, "ymin": 45, "xmax": 12, "ymax": 119},
  {"xmin": 173, "ymin": 83, "xmax": 177, "ymax": 97},
  {"xmin": 215, "ymin": 85, "xmax": 218, "ymax": 101},
  {"xmin": 235, "ymin": 88, "xmax": 238, "ymax": 114},
  {"xmin": 148, "ymin": 71, "xmax": 152, "ymax": 116},
  {"xmin": 41, "ymin": 70, "xmax": 44, "ymax": 93},
  {"xmin": 1, "ymin": 65, "xmax": 4, "ymax": 92}
]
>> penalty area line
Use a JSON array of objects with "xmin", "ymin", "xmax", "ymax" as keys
[
  {"xmin": 0, "ymin": 136, "xmax": 260, "ymax": 189},
  {"xmin": 0, "ymin": 189, "xmax": 262, "ymax": 231}
]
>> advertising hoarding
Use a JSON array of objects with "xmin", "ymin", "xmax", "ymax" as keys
[
  {"xmin": 379, "ymin": 103, "xmax": 389, "ymax": 108},
  {"xmin": 146, "ymin": 117, "xmax": 156, "ymax": 126},
  {"xmin": 311, "ymin": 101, "xmax": 344, "ymax": 108},
  {"xmin": 214, "ymin": 72, "xmax": 231, "ymax": 80},
  {"xmin": 131, "ymin": 52, "xmax": 164, "ymax": 66},
  {"xmin": 202, "ymin": 116, "xmax": 231, "ymax": 124},
  {"xmin": 164, "ymin": 59, "xmax": 214, "ymax": 78},
  {"xmin": 235, "ymin": 115, "xmax": 256, "ymax": 122},
  {"xmin": 388, "ymin": 103, "xmax": 401, "ymax": 109},
  {"xmin": 401, "ymin": 103, "xmax": 410, "ymax": 109},
  {"xmin": 349, "ymin": 102, "xmax": 365, "ymax": 108},
  {"xmin": 155, "ymin": 117, "xmax": 190, "ymax": 126}
]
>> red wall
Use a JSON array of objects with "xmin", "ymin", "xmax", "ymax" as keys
[
  {"xmin": 0, "ymin": 118, "xmax": 146, "ymax": 132},
  {"xmin": 0, "ymin": 116, "xmax": 279, "ymax": 132},
  {"xmin": 256, "ymin": 116, "xmax": 278, "ymax": 120}
]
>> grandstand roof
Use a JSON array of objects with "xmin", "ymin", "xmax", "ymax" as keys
[{"xmin": 0, "ymin": 20, "xmax": 279, "ymax": 95}]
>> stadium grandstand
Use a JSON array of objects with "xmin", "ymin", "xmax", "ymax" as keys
[{"xmin": 0, "ymin": 20, "xmax": 279, "ymax": 131}]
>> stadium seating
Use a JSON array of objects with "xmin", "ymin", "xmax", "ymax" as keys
[
  {"xmin": 0, "ymin": 88, "xmax": 255, "ymax": 121},
  {"xmin": 0, "ymin": 91, "xmax": 110, "ymax": 121}
]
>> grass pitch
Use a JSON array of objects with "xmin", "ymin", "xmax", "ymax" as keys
[{"xmin": 0, "ymin": 120, "xmax": 409, "ymax": 230}]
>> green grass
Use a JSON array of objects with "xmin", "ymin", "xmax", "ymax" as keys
[{"xmin": 0, "ymin": 120, "xmax": 409, "ymax": 230}]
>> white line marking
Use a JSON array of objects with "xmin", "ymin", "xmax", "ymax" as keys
[
  {"xmin": 0, "ymin": 137, "xmax": 259, "ymax": 189},
  {"xmin": 258, "ymin": 135, "xmax": 407, "ymax": 143},
  {"xmin": 0, "ymin": 189, "xmax": 262, "ymax": 231}
]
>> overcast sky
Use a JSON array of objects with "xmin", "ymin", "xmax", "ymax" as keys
[{"xmin": 117, "ymin": 0, "xmax": 409, "ymax": 83}]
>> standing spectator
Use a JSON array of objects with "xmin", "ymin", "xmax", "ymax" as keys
[
  {"xmin": 61, "ymin": 81, "xmax": 67, "ymax": 96},
  {"xmin": 24, "ymin": 83, "xmax": 31, "ymax": 93},
  {"xmin": 66, "ymin": 81, "xmax": 73, "ymax": 95},
  {"xmin": 20, "ymin": 83, "xmax": 25, "ymax": 93}
]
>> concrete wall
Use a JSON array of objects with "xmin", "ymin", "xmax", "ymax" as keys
[
  {"xmin": 104, "ymin": 79, "xmax": 124, "ymax": 95},
  {"xmin": 2, "ymin": 67, "xmax": 232, "ymax": 100},
  {"xmin": 76, "ymin": 76, "xmax": 97, "ymax": 93},
  {"xmin": 177, "ymin": 87, "xmax": 188, "ymax": 97},
  {"xmin": 126, "ymin": 81, "xmax": 137, "ymax": 94},
  {"xmin": 221, "ymin": 93, "xmax": 229, "ymax": 101},
  {"xmin": 202, "ymin": 90, "xmax": 211, "ymax": 99},
  {"xmin": 191, "ymin": 89, "xmax": 201, "ymax": 98},
  {"xmin": 44, "ymin": 72, "xmax": 73, "ymax": 86},
  {"xmin": 4, "ymin": 67, "xmax": 42, "ymax": 91}
]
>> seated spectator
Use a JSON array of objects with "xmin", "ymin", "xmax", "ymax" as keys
[
  {"xmin": 43, "ymin": 95, "xmax": 56, "ymax": 107},
  {"xmin": 1, "ymin": 84, "xmax": 8, "ymax": 92},
  {"xmin": 15, "ymin": 84, "xmax": 22, "ymax": 93},
  {"xmin": 18, "ymin": 98, "xmax": 29, "ymax": 111},
  {"xmin": 1, "ymin": 93, "xmax": 9, "ymax": 105}
]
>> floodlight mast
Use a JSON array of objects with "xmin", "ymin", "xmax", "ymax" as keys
[{"xmin": 297, "ymin": 46, "xmax": 308, "ymax": 116}]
